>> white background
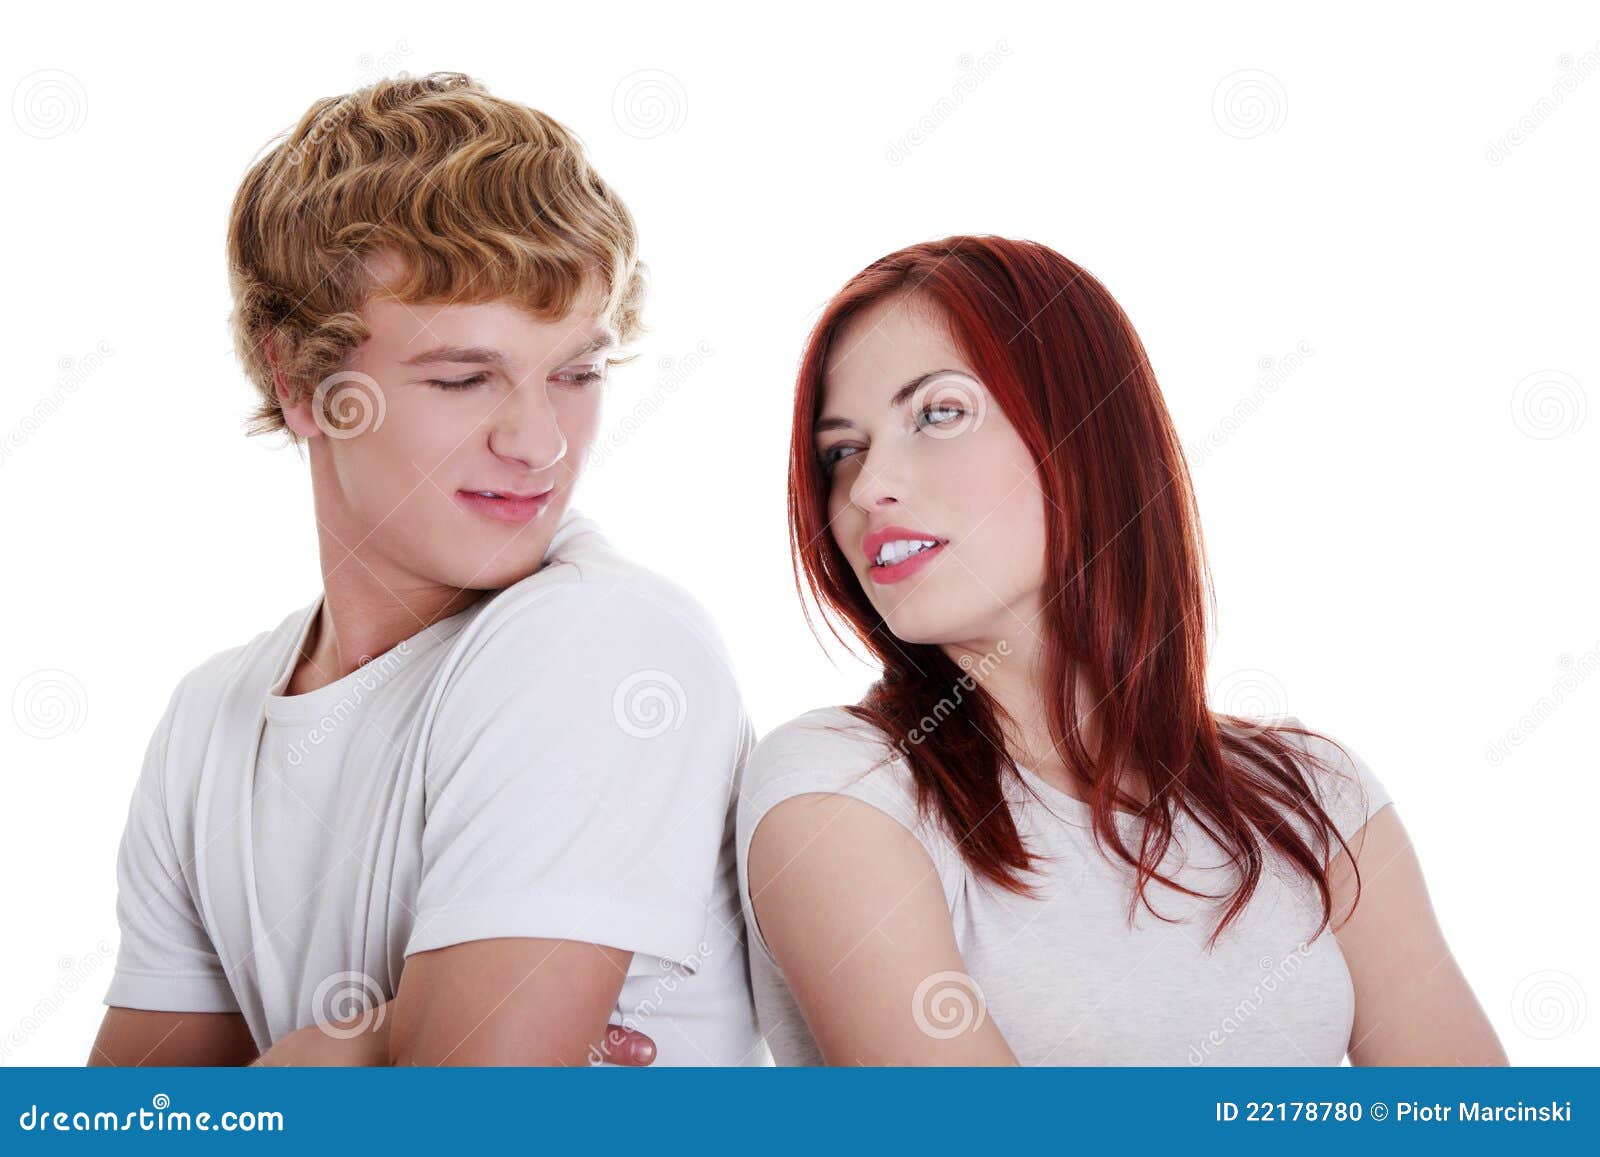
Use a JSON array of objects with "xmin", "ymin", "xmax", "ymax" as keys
[{"xmin": 2, "ymin": 1, "xmax": 1595, "ymax": 1065}]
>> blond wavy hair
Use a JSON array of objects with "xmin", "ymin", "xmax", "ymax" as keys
[{"xmin": 227, "ymin": 71, "xmax": 647, "ymax": 439}]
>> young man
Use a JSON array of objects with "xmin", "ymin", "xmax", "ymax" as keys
[{"xmin": 88, "ymin": 72, "xmax": 763, "ymax": 1067}]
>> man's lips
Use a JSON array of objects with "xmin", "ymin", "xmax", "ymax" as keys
[{"xmin": 454, "ymin": 486, "xmax": 555, "ymax": 525}]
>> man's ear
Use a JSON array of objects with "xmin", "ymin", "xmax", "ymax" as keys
[{"xmin": 265, "ymin": 335, "xmax": 321, "ymax": 440}]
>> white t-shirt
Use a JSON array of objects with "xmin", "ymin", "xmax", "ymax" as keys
[
  {"xmin": 104, "ymin": 507, "xmax": 767, "ymax": 1065},
  {"xmin": 736, "ymin": 707, "xmax": 1393, "ymax": 1066}
]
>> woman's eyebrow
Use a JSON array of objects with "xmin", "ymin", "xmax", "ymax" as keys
[{"xmin": 814, "ymin": 367, "xmax": 963, "ymax": 433}]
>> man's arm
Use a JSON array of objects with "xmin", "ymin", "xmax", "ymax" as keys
[
  {"xmin": 748, "ymin": 792, "xmax": 1018, "ymax": 1065},
  {"xmin": 88, "ymin": 1008, "xmax": 258, "ymax": 1067},
  {"xmin": 387, "ymin": 938, "xmax": 636, "ymax": 1066},
  {"xmin": 1331, "ymin": 806, "xmax": 1508, "ymax": 1065}
]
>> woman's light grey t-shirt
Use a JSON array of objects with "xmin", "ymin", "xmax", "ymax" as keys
[{"xmin": 735, "ymin": 707, "xmax": 1392, "ymax": 1066}]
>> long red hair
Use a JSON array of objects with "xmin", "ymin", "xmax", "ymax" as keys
[{"xmin": 786, "ymin": 235, "xmax": 1362, "ymax": 947}]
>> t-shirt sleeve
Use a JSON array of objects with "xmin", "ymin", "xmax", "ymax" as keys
[
  {"xmin": 406, "ymin": 578, "xmax": 747, "ymax": 968},
  {"xmin": 735, "ymin": 708, "xmax": 949, "ymax": 961},
  {"xmin": 103, "ymin": 681, "xmax": 241, "ymax": 1013},
  {"xmin": 1287, "ymin": 716, "xmax": 1394, "ymax": 856}
]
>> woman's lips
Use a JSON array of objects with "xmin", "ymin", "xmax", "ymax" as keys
[
  {"xmin": 868, "ymin": 541, "xmax": 947, "ymax": 585},
  {"xmin": 454, "ymin": 488, "xmax": 553, "ymax": 525}
]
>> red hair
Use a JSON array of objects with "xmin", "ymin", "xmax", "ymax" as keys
[{"xmin": 786, "ymin": 235, "xmax": 1362, "ymax": 947}]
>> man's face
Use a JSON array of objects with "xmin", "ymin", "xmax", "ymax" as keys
[{"xmin": 281, "ymin": 276, "xmax": 615, "ymax": 595}]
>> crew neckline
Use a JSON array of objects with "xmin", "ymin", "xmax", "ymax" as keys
[{"xmin": 262, "ymin": 593, "xmax": 482, "ymax": 724}]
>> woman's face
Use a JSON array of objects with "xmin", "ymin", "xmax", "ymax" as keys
[{"xmin": 814, "ymin": 293, "xmax": 1049, "ymax": 649}]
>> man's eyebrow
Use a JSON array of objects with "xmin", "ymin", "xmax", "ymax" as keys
[
  {"xmin": 399, "ymin": 331, "xmax": 618, "ymax": 371},
  {"xmin": 813, "ymin": 368, "xmax": 962, "ymax": 434},
  {"xmin": 401, "ymin": 345, "xmax": 512, "ymax": 368}
]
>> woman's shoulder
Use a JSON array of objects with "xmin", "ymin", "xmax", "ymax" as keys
[
  {"xmin": 1272, "ymin": 714, "xmax": 1395, "ymax": 847},
  {"xmin": 739, "ymin": 705, "xmax": 929, "ymax": 839}
]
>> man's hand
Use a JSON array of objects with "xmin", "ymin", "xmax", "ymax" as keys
[{"xmin": 251, "ymin": 996, "xmax": 659, "ymax": 1066}]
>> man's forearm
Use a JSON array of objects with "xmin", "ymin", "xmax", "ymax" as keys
[{"xmin": 251, "ymin": 1001, "xmax": 393, "ymax": 1067}]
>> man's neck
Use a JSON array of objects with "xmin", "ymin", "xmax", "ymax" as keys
[
  {"xmin": 287, "ymin": 579, "xmax": 485, "ymax": 697},
  {"xmin": 285, "ymin": 506, "xmax": 487, "ymax": 696}
]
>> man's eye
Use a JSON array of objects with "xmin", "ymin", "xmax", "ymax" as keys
[
  {"xmin": 554, "ymin": 366, "xmax": 607, "ymax": 386},
  {"xmin": 428, "ymin": 374, "xmax": 489, "ymax": 391}
]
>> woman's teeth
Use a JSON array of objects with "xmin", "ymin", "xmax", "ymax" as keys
[{"xmin": 875, "ymin": 539, "xmax": 939, "ymax": 566}]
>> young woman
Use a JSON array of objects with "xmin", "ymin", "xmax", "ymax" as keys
[{"xmin": 736, "ymin": 235, "xmax": 1506, "ymax": 1066}]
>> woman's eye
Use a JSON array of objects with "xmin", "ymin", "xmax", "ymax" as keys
[
  {"xmin": 818, "ymin": 444, "xmax": 861, "ymax": 471},
  {"xmin": 428, "ymin": 373, "xmax": 489, "ymax": 391},
  {"xmin": 918, "ymin": 403, "xmax": 964, "ymax": 428}
]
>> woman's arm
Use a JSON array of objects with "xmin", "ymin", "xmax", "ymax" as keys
[
  {"xmin": 1330, "ymin": 805, "xmax": 1508, "ymax": 1065},
  {"xmin": 747, "ymin": 791, "xmax": 1018, "ymax": 1065}
]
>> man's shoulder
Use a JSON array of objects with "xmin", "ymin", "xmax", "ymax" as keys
[{"xmin": 469, "ymin": 522, "xmax": 735, "ymax": 670}]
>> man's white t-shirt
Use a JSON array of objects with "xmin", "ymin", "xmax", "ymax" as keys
[{"xmin": 104, "ymin": 507, "xmax": 766, "ymax": 1065}]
